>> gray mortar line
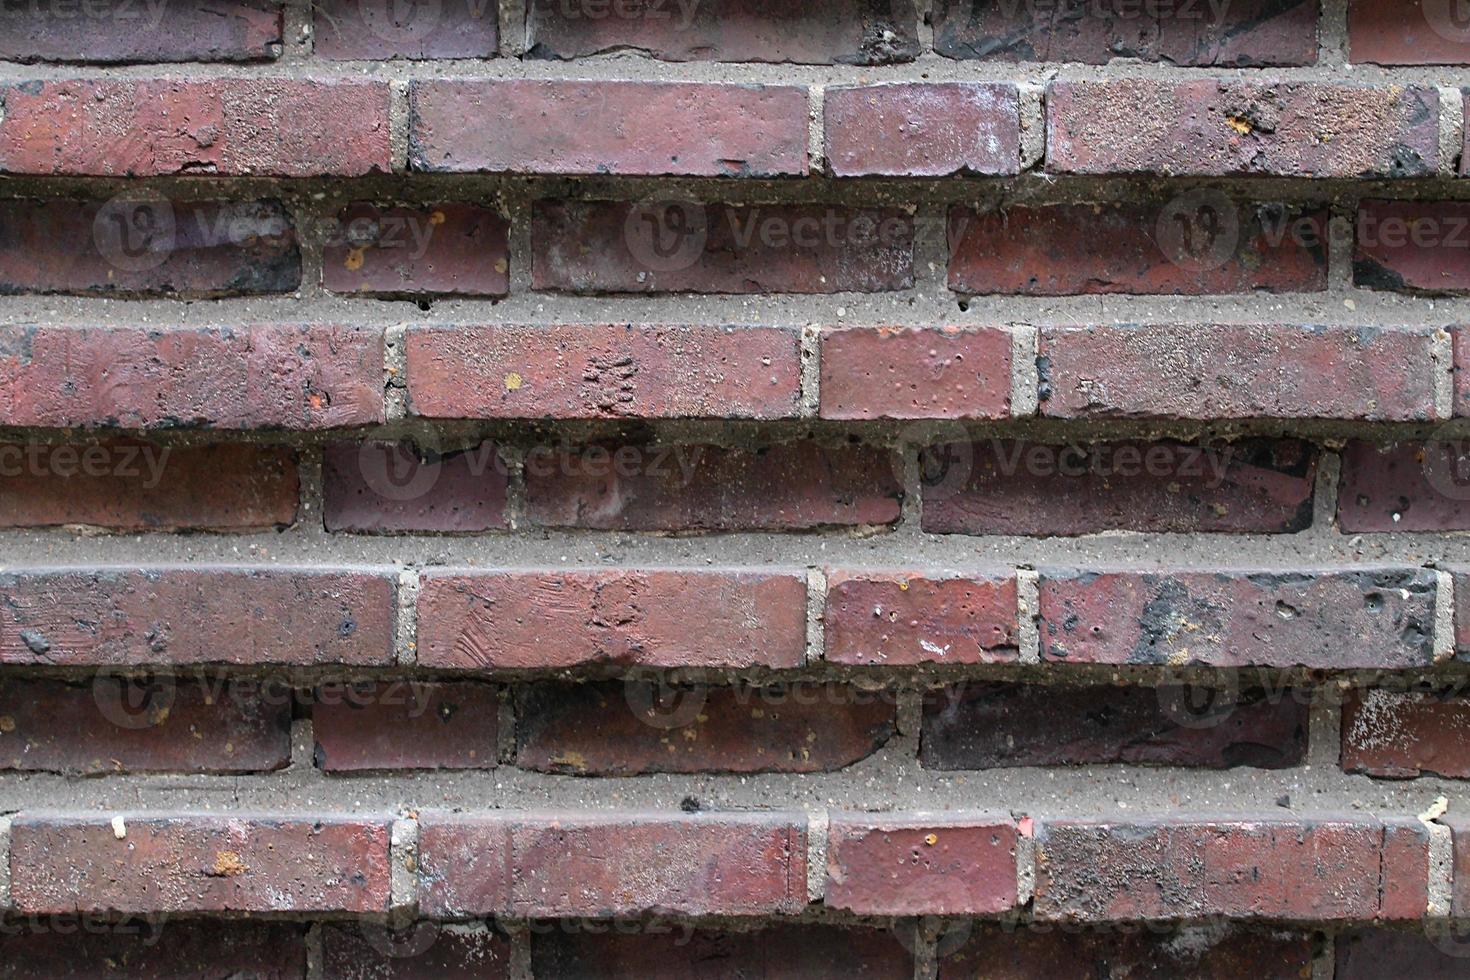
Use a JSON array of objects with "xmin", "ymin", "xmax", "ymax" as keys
[
  {"xmin": 508, "ymin": 924, "xmax": 534, "ymax": 980},
  {"xmin": 290, "ymin": 717, "xmax": 317, "ymax": 769},
  {"xmin": 390, "ymin": 816, "xmax": 420, "ymax": 916},
  {"xmin": 384, "ymin": 323, "xmax": 409, "ymax": 421},
  {"xmin": 1306, "ymin": 697, "xmax": 1342, "ymax": 771},
  {"xmin": 1010, "ymin": 324, "xmax": 1039, "ymax": 418},
  {"xmin": 1016, "ymin": 568, "xmax": 1041, "ymax": 665},
  {"xmin": 1018, "ymin": 84, "xmax": 1046, "ymax": 172},
  {"xmin": 500, "ymin": 0, "xmax": 528, "ymax": 57},
  {"xmin": 1433, "ymin": 325, "xmax": 1456, "ymax": 420},
  {"xmin": 282, "ymin": 0, "xmax": 315, "ymax": 59},
  {"xmin": 0, "ymin": 815, "xmax": 10, "ymax": 910},
  {"xmin": 805, "ymin": 567, "xmax": 827, "ymax": 667},
  {"xmin": 389, "ymin": 81, "xmax": 412, "ymax": 175},
  {"xmin": 305, "ymin": 923, "xmax": 324, "ymax": 980},
  {"xmin": 1318, "ymin": 0, "xmax": 1349, "ymax": 66},
  {"xmin": 1015, "ymin": 828, "xmax": 1037, "ymax": 906},
  {"xmin": 1310, "ymin": 450, "xmax": 1341, "ymax": 534},
  {"xmin": 805, "ymin": 808, "xmax": 828, "ymax": 904},
  {"xmin": 799, "ymin": 325, "xmax": 822, "ymax": 417},
  {"xmin": 498, "ymin": 691, "xmax": 519, "ymax": 765},
  {"xmin": 1310, "ymin": 932, "xmax": 1335, "ymax": 980},
  {"xmin": 396, "ymin": 567, "xmax": 421, "ymax": 667},
  {"xmin": 1441, "ymin": 86, "xmax": 1466, "ymax": 176},
  {"xmin": 1426, "ymin": 818, "xmax": 1454, "ymax": 917},
  {"xmin": 1436, "ymin": 569, "xmax": 1457, "ymax": 664},
  {"xmin": 808, "ymin": 85, "xmax": 826, "ymax": 177},
  {"xmin": 1326, "ymin": 196, "xmax": 1355, "ymax": 291}
]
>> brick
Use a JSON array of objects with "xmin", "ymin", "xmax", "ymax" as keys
[
  {"xmin": 823, "ymin": 571, "xmax": 1019, "ymax": 666},
  {"xmin": 1456, "ymin": 568, "xmax": 1470, "ymax": 655},
  {"xmin": 1038, "ymin": 323, "xmax": 1437, "ymax": 421},
  {"xmin": 0, "ymin": 567, "xmax": 396, "ymax": 666},
  {"xmin": 947, "ymin": 202, "xmax": 1328, "ymax": 295},
  {"xmin": 921, "ymin": 683, "xmax": 1309, "ymax": 770},
  {"xmin": 934, "ymin": 0, "xmax": 1318, "ymax": 64},
  {"xmin": 523, "ymin": 440, "xmax": 903, "ymax": 531},
  {"xmin": 0, "ymin": 198, "xmax": 300, "ymax": 297},
  {"xmin": 825, "ymin": 814, "xmax": 1018, "ymax": 915},
  {"xmin": 312, "ymin": 681, "xmax": 499, "ymax": 772},
  {"xmin": 314, "ymin": 0, "xmax": 499, "ymax": 59},
  {"xmin": 0, "ymin": 439, "xmax": 299, "ymax": 531},
  {"xmin": 1046, "ymin": 80, "xmax": 1439, "ymax": 177},
  {"xmin": 323, "ymin": 923, "xmax": 511, "ymax": 979},
  {"xmin": 416, "ymin": 569, "xmax": 807, "ymax": 669},
  {"xmin": 923, "ymin": 438, "xmax": 1318, "ymax": 535},
  {"xmin": 0, "ymin": 921, "xmax": 306, "ymax": 978},
  {"xmin": 0, "ymin": 0, "xmax": 283, "ymax": 62},
  {"xmin": 323, "ymin": 441, "xmax": 508, "ymax": 533},
  {"xmin": 406, "ymin": 323, "xmax": 800, "ymax": 419},
  {"xmin": 1337, "ymin": 439, "xmax": 1470, "ymax": 531},
  {"xmin": 532, "ymin": 200, "xmax": 915, "ymax": 294},
  {"xmin": 1337, "ymin": 927, "xmax": 1470, "ymax": 977},
  {"xmin": 0, "ymin": 677, "xmax": 290, "ymax": 774},
  {"xmin": 11, "ymin": 814, "xmax": 392, "ymax": 914},
  {"xmin": 824, "ymin": 83, "xmax": 1019, "ymax": 176},
  {"xmin": 1342, "ymin": 688, "xmax": 1470, "ymax": 778},
  {"xmin": 410, "ymin": 80, "xmax": 807, "ymax": 176},
  {"xmin": 1355, "ymin": 200, "xmax": 1470, "ymax": 293},
  {"xmin": 526, "ymin": 0, "xmax": 920, "ymax": 64},
  {"xmin": 819, "ymin": 326, "xmax": 1012, "ymax": 419},
  {"xmin": 416, "ymin": 811, "xmax": 807, "ymax": 917},
  {"xmin": 1441, "ymin": 817, "xmax": 1470, "ymax": 914},
  {"xmin": 321, "ymin": 203, "xmax": 509, "ymax": 297},
  {"xmin": 1348, "ymin": 0, "xmax": 1470, "ymax": 64},
  {"xmin": 1464, "ymin": 92, "xmax": 1469, "ymax": 176},
  {"xmin": 0, "ymin": 79, "xmax": 391, "ymax": 177},
  {"xmin": 1456, "ymin": 326, "xmax": 1470, "ymax": 416},
  {"xmin": 1038, "ymin": 568, "xmax": 1437, "ymax": 669},
  {"xmin": 0, "ymin": 324, "xmax": 385, "ymax": 430},
  {"xmin": 515, "ymin": 681, "xmax": 895, "ymax": 774}
]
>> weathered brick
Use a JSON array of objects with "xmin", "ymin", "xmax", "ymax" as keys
[
  {"xmin": 0, "ymin": 567, "xmax": 397, "ymax": 666},
  {"xmin": 532, "ymin": 200, "xmax": 915, "ymax": 294},
  {"xmin": 1337, "ymin": 440, "xmax": 1470, "ymax": 532},
  {"xmin": 515, "ymin": 681, "xmax": 895, "ymax": 774},
  {"xmin": 1355, "ymin": 200, "xmax": 1470, "ymax": 293},
  {"xmin": 410, "ymin": 80, "xmax": 807, "ymax": 176},
  {"xmin": 1039, "ymin": 568, "xmax": 1438, "ymax": 669},
  {"xmin": 1337, "ymin": 927, "xmax": 1470, "ymax": 977},
  {"xmin": 819, "ymin": 326, "xmax": 1012, "ymax": 419},
  {"xmin": 1441, "ymin": 817, "xmax": 1470, "ymax": 915},
  {"xmin": 1456, "ymin": 326, "xmax": 1470, "ymax": 416},
  {"xmin": 824, "ymin": 571, "xmax": 1019, "ymax": 666},
  {"xmin": 0, "ymin": 79, "xmax": 391, "ymax": 176},
  {"xmin": 1342, "ymin": 688, "xmax": 1470, "ymax": 778},
  {"xmin": 314, "ymin": 0, "xmax": 499, "ymax": 59},
  {"xmin": 406, "ymin": 323, "xmax": 800, "ymax": 419},
  {"xmin": 825, "ymin": 814, "xmax": 1018, "ymax": 915},
  {"xmin": 323, "ymin": 923, "xmax": 511, "ymax": 979},
  {"xmin": 0, "ymin": 0, "xmax": 283, "ymax": 62},
  {"xmin": 1038, "ymin": 323, "xmax": 1438, "ymax": 421},
  {"xmin": 1456, "ymin": 568, "xmax": 1470, "ymax": 656},
  {"xmin": 922, "ymin": 438, "xmax": 1318, "ymax": 535},
  {"xmin": 321, "ymin": 203, "xmax": 509, "ymax": 297},
  {"xmin": 0, "ymin": 324, "xmax": 385, "ymax": 430},
  {"xmin": 947, "ymin": 202, "xmax": 1328, "ymax": 295},
  {"xmin": 323, "ymin": 441, "xmax": 508, "ymax": 533},
  {"xmin": 1348, "ymin": 0, "xmax": 1470, "ymax": 64},
  {"xmin": 312, "ymin": 681, "xmax": 500, "ymax": 772},
  {"xmin": 0, "ymin": 921, "xmax": 306, "ymax": 978},
  {"xmin": 11, "ymin": 814, "xmax": 392, "ymax": 914},
  {"xmin": 922, "ymin": 683, "xmax": 1309, "ymax": 770},
  {"xmin": 523, "ymin": 440, "xmax": 903, "ymax": 531},
  {"xmin": 824, "ymin": 83, "xmax": 1019, "ymax": 176},
  {"xmin": 1046, "ymin": 80, "xmax": 1439, "ymax": 177},
  {"xmin": 417, "ymin": 569, "xmax": 807, "ymax": 669},
  {"xmin": 416, "ymin": 811, "xmax": 807, "ymax": 917}
]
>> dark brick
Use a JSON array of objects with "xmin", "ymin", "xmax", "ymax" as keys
[
  {"xmin": 321, "ymin": 203, "xmax": 509, "ymax": 297},
  {"xmin": 819, "ymin": 326, "xmax": 1012, "ymax": 419},
  {"xmin": 824, "ymin": 571, "xmax": 1019, "ymax": 666},
  {"xmin": 1337, "ymin": 440, "xmax": 1470, "ymax": 532},
  {"xmin": 824, "ymin": 83, "xmax": 1019, "ymax": 176},
  {"xmin": 0, "ymin": 920, "xmax": 306, "ymax": 978},
  {"xmin": 1355, "ymin": 200, "xmax": 1470, "ymax": 294},
  {"xmin": 1342, "ymin": 688, "xmax": 1470, "ymax": 778},
  {"xmin": 323, "ymin": 441, "xmax": 509, "ymax": 533},
  {"xmin": 1348, "ymin": 0, "xmax": 1470, "ymax": 64},
  {"xmin": 312, "ymin": 681, "xmax": 499, "ymax": 772},
  {"xmin": 1456, "ymin": 326, "xmax": 1470, "ymax": 417},
  {"xmin": 825, "ymin": 814, "xmax": 1018, "ymax": 915},
  {"xmin": 322, "ymin": 923, "xmax": 511, "ymax": 979},
  {"xmin": 1456, "ymin": 568, "xmax": 1470, "ymax": 656},
  {"xmin": 1337, "ymin": 927, "xmax": 1470, "ymax": 976},
  {"xmin": 0, "ymin": 0, "xmax": 283, "ymax": 62},
  {"xmin": 314, "ymin": 0, "xmax": 499, "ymax": 59}
]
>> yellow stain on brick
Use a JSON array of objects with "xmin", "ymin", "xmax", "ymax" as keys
[
  {"xmin": 504, "ymin": 372, "xmax": 523, "ymax": 391},
  {"xmin": 344, "ymin": 248, "xmax": 366, "ymax": 270},
  {"xmin": 212, "ymin": 851, "xmax": 248, "ymax": 877},
  {"xmin": 1227, "ymin": 116, "xmax": 1253, "ymax": 135},
  {"xmin": 0, "ymin": 716, "xmax": 14, "ymax": 733}
]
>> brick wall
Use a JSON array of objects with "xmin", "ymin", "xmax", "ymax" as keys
[{"xmin": 0, "ymin": 0, "xmax": 1467, "ymax": 975}]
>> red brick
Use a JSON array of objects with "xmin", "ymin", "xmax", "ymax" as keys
[
  {"xmin": 1464, "ymin": 91, "xmax": 1469, "ymax": 175},
  {"xmin": 819, "ymin": 326, "xmax": 1012, "ymax": 419},
  {"xmin": 323, "ymin": 441, "xmax": 508, "ymax": 533},
  {"xmin": 515, "ymin": 681, "xmax": 895, "ymax": 774},
  {"xmin": 416, "ymin": 569, "xmax": 807, "ymax": 670},
  {"xmin": 1337, "ymin": 440, "xmax": 1470, "ymax": 532},
  {"xmin": 824, "ymin": 571, "xmax": 1019, "ymax": 666},
  {"xmin": 416, "ymin": 811, "xmax": 807, "ymax": 917},
  {"xmin": 1337, "ymin": 927, "xmax": 1470, "ymax": 977},
  {"xmin": 1046, "ymin": 80, "xmax": 1439, "ymax": 177},
  {"xmin": 825, "ymin": 814, "xmax": 1018, "ymax": 915},
  {"xmin": 523, "ymin": 440, "xmax": 903, "ymax": 531},
  {"xmin": 1038, "ymin": 323, "xmax": 1437, "ymax": 421},
  {"xmin": 1348, "ymin": 0, "xmax": 1470, "ymax": 64},
  {"xmin": 0, "ymin": 567, "xmax": 396, "ymax": 666},
  {"xmin": 406, "ymin": 323, "xmax": 800, "ymax": 420},
  {"xmin": 0, "ymin": 1, "xmax": 282, "ymax": 62},
  {"xmin": 410, "ymin": 80, "xmax": 807, "ymax": 176},
  {"xmin": 0, "ymin": 921, "xmax": 306, "ymax": 978},
  {"xmin": 321, "ymin": 203, "xmax": 509, "ymax": 297},
  {"xmin": 0, "ymin": 324, "xmax": 384, "ymax": 430},
  {"xmin": 314, "ymin": 0, "xmax": 499, "ymax": 59},
  {"xmin": 1355, "ymin": 200, "xmax": 1470, "ymax": 293},
  {"xmin": 1342, "ymin": 688, "xmax": 1470, "ymax": 777},
  {"xmin": 532, "ymin": 200, "xmax": 915, "ymax": 294},
  {"xmin": 1456, "ymin": 568, "xmax": 1470, "ymax": 654},
  {"xmin": 0, "ymin": 439, "xmax": 299, "ymax": 531},
  {"xmin": 312, "ymin": 681, "xmax": 499, "ymax": 772},
  {"xmin": 323, "ymin": 923, "xmax": 511, "ymax": 979},
  {"xmin": 824, "ymin": 83, "xmax": 1019, "ymax": 176},
  {"xmin": 1039, "ymin": 568, "xmax": 1438, "ymax": 669},
  {"xmin": 0, "ymin": 79, "xmax": 391, "ymax": 177},
  {"xmin": 10, "ymin": 814, "xmax": 392, "ymax": 914},
  {"xmin": 1442, "ymin": 817, "xmax": 1470, "ymax": 915},
  {"xmin": 947, "ymin": 202, "xmax": 1328, "ymax": 295}
]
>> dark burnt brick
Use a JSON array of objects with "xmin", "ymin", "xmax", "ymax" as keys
[
  {"xmin": 416, "ymin": 568, "xmax": 807, "ymax": 669},
  {"xmin": 0, "ymin": 567, "xmax": 397, "ymax": 666},
  {"xmin": 416, "ymin": 811, "xmax": 807, "ymax": 917},
  {"xmin": 410, "ymin": 80, "xmax": 807, "ymax": 176},
  {"xmin": 0, "ymin": 439, "xmax": 299, "ymax": 531},
  {"xmin": 819, "ymin": 326, "xmax": 1012, "ymax": 419},
  {"xmin": 824, "ymin": 83, "xmax": 1019, "ymax": 176},
  {"xmin": 1456, "ymin": 568, "xmax": 1470, "ymax": 657},
  {"xmin": 526, "ymin": 0, "xmax": 920, "ymax": 64},
  {"xmin": 1342, "ymin": 689, "xmax": 1470, "ymax": 778},
  {"xmin": 1337, "ymin": 928, "xmax": 1470, "ymax": 977},
  {"xmin": 322, "ymin": 923, "xmax": 511, "ymax": 979},
  {"xmin": 313, "ymin": 681, "xmax": 500, "ymax": 772},
  {"xmin": 934, "ymin": 0, "xmax": 1318, "ymax": 64},
  {"xmin": 515, "ymin": 681, "xmax": 895, "ymax": 775},
  {"xmin": 0, "ymin": 79, "xmax": 391, "ymax": 177},
  {"xmin": 1464, "ymin": 92, "xmax": 1469, "ymax": 175},
  {"xmin": 406, "ymin": 323, "xmax": 801, "ymax": 419},
  {"xmin": 1348, "ymin": 0, "xmax": 1470, "ymax": 64},
  {"xmin": 1038, "ymin": 323, "xmax": 1438, "ymax": 421},
  {"xmin": 314, "ymin": 0, "xmax": 499, "ymax": 59},
  {"xmin": 0, "ymin": 0, "xmax": 282, "ymax": 62},
  {"xmin": 825, "ymin": 814, "xmax": 1018, "ymax": 915},
  {"xmin": 1337, "ymin": 440, "xmax": 1470, "ymax": 532},
  {"xmin": 321, "ymin": 203, "xmax": 509, "ymax": 297},
  {"xmin": 1038, "ymin": 568, "xmax": 1438, "ymax": 669},
  {"xmin": 1046, "ymin": 80, "xmax": 1439, "ymax": 177},
  {"xmin": 323, "ymin": 441, "xmax": 509, "ymax": 533},
  {"xmin": 947, "ymin": 202, "xmax": 1329, "ymax": 295},
  {"xmin": 0, "ymin": 198, "xmax": 300, "ymax": 296},
  {"xmin": 523, "ymin": 440, "xmax": 903, "ymax": 531},
  {"xmin": 921, "ymin": 682, "xmax": 1309, "ymax": 770},
  {"xmin": 0, "ymin": 920, "xmax": 306, "ymax": 978},
  {"xmin": 1355, "ymin": 201, "xmax": 1470, "ymax": 293},
  {"xmin": 0, "ymin": 677, "xmax": 290, "ymax": 774},
  {"xmin": 823, "ymin": 571, "xmax": 1019, "ymax": 666},
  {"xmin": 922, "ymin": 438, "xmax": 1319, "ymax": 536},
  {"xmin": 10, "ymin": 814, "xmax": 393, "ymax": 914},
  {"xmin": 0, "ymin": 324, "xmax": 385, "ymax": 430},
  {"xmin": 531, "ymin": 200, "xmax": 915, "ymax": 294}
]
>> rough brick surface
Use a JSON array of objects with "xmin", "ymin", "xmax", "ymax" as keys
[
  {"xmin": 1337, "ymin": 440, "xmax": 1470, "ymax": 532},
  {"xmin": 323, "ymin": 923, "xmax": 511, "ymax": 979},
  {"xmin": 314, "ymin": 0, "xmax": 500, "ymax": 59},
  {"xmin": 823, "ymin": 571, "xmax": 1019, "ymax": 665},
  {"xmin": 1456, "ymin": 326, "xmax": 1470, "ymax": 416},
  {"xmin": 321, "ymin": 203, "xmax": 510, "ymax": 297},
  {"xmin": 1348, "ymin": 0, "xmax": 1470, "ymax": 64},
  {"xmin": 312, "ymin": 681, "xmax": 500, "ymax": 771},
  {"xmin": 825, "ymin": 814, "xmax": 1018, "ymax": 915},
  {"xmin": 824, "ymin": 83, "xmax": 1019, "ymax": 176},
  {"xmin": 1355, "ymin": 200, "xmax": 1470, "ymax": 293},
  {"xmin": 323, "ymin": 441, "xmax": 509, "ymax": 533},
  {"xmin": 819, "ymin": 326, "xmax": 1012, "ymax": 419},
  {"xmin": 0, "ymin": 921, "xmax": 307, "ymax": 978},
  {"xmin": 1342, "ymin": 689, "xmax": 1470, "ymax": 778},
  {"xmin": 1456, "ymin": 568, "xmax": 1470, "ymax": 656},
  {"xmin": 1337, "ymin": 928, "xmax": 1470, "ymax": 977},
  {"xmin": 0, "ymin": 0, "xmax": 283, "ymax": 62}
]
